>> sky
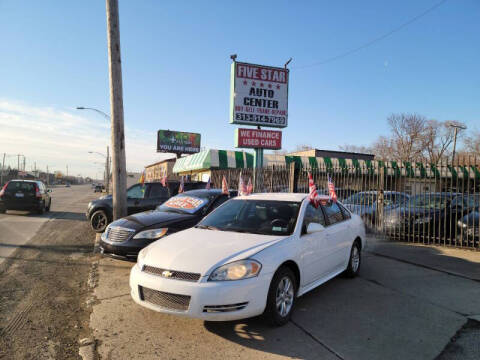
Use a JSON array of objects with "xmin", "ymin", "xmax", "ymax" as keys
[{"xmin": 0, "ymin": 0, "xmax": 479, "ymax": 178}]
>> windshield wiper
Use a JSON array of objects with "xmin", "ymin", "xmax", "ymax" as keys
[{"xmin": 195, "ymin": 225, "xmax": 220, "ymax": 231}]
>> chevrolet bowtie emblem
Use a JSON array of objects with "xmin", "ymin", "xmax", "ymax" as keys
[{"xmin": 162, "ymin": 270, "xmax": 173, "ymax": 278}]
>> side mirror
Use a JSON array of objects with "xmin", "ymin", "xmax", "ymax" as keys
[{"xmin": 306, "ymin": 222, "xmax": 324, "ymax": 234}]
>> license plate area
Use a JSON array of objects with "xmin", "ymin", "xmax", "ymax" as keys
[{"xmin": 15, "ymin": 193, "xmax": 24, "ymax": 198}]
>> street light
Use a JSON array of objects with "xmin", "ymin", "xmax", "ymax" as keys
[
  {"xmin": 78, "ymin": 107, "xmax": 111, "ymax": 194},
  {"xmin": 449, "ymin": 123, "xmax": 467, "ymax": 164}
]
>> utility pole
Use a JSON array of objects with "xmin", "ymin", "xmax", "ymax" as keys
[
  {"xmin": 46, "ymin": 165, "xmax": 49, "ymax": 186},
  {"xmin": 450, "ymin": 123, "xmax": 467, "ymax": 164},
  {"xmin": 106, "ymin": 145, "xmax": 110, "ymax": 194},
  {"xmin": 106, "ymin": 0, "xmax": 127, "ymax": 219},
  {"xmin": 1, "ymin": 153, "xmax": 5, "ymax": 186},
  {"xmin": 17, "ymin": 154, "xmax": 20, "ymax": 171},
  {"xmin": 23, "ymin": 157, "xmax": 25, "ymax": 172}
]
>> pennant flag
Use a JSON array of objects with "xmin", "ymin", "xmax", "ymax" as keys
[
  {"xmin": 308, "ymin": 172, "xmax": 320, "ymax": 208},
  {"xmin": 206, "ymin": 177, "xmax": 211, "ymax": 190},
  {"xmin": 178, "ymin": 176, "xmax": 184, "ymax": 194},
  {"xmin": 221, "ymin": 175, "xmax": 229, "ymax": 195},
  {"xmin": 139, "ymin": 170, "xmax": 146, "ymax": 185},
  {"xmin": 246, "ymin": 178, "xmax": 253, "ymax": 195},
  {"xmin": 238, "ymin": 172, "xmax": 247, "ymax": 196},
  {"xmin": 328, "ymin": 174, "xmax": 337, "ymax": 202}
]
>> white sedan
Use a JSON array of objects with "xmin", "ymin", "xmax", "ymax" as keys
[{"xmin": 130, "ymin": 193, "xmax": 366, "ymax": 326}]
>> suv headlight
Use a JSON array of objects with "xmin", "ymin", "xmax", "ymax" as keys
[
  {"xmin": 208, "ymin": 260, "xmax": 262, "ymax": 281},
  {"xmin": 133, "ymin": 228, "xmax": 168, "ymax": 240},
  {"xmin": 414, "ymin": 216, "xmax": 432, "ymax": 225}
]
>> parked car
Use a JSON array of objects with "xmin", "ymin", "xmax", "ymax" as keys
[
  {"xmin": 86, "ymin": 180, "xmax": 206, "ymax": 233},
  {"xmin": 383, "ymin": 193, "xmax": 479, "ymax": 240},
  {"xmin": 457, "ymin": 205, "xmax": 479, "ymax": 245},
  {"xmin": 65, "ymin": 183, "xmax": 71, "ymax": 188},
  {"xmin": 100, "ymin": 189, "xmax": 237, "ymax": 260},
  {"xmin": 94, "ymin": 185, "xmax": 103, "ymax": 193},
  {"xmin": 343, "ymin": 191, "xmax": 409, "ymax": 225},
  {"xmin": 129, "ymin": 193, "xmax": 365, "ymax": 325},
  {"xmin": 0, "ymin": 180, "xmax": 52, "ymax": 214}
]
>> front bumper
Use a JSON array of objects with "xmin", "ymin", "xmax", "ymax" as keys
[
  {"xmin": 129, "ymin": 263, "xmax": 271, "ymax": 321},
  {"xmin": 99, "ymin": 238, "xmax": 154, "ymax": 260}
]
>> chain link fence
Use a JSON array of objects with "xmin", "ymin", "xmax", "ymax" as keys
[{"xmin": 211, "ymin": 157, "xmax": 480, "ymax": 250}]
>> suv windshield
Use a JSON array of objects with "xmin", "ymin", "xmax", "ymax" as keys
[
  {"xmin": 197, "ymin": 199, "xmax": 301, "ymax": 236},
  {"xmin": 158, "ymin": 194, "xmax": 211, "ymax": 214},
  {"xmin": 6, "ymin": 181, "xmax": 36, "ymax": 194}
]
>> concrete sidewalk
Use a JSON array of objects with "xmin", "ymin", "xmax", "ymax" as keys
[{"xmin": 86, "ymin": 236, "xmax": 480, "ymax": 360}]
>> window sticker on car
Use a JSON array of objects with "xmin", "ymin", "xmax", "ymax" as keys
[{"xmin": 164, "ymin": 196, "xmax": 206, "ymax": 212}]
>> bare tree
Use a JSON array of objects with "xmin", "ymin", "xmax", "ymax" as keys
[
  {"xmin": 464, "ymin": 130, "xmax": 480, "ymax": 155},
  {"xmin": 338, "ymin": 144, "xmax": 372, "ymax": 154},
  {"xmin": 371, "ymin": 136, "xmax": 395, "ymax": 160},
  {"xmin": 422, "ymin": 120, "xmax": 463, "ymax": 164},
  {"xmin": 387, "ymin": 113, "xmax": 426, "ymax": 162}
]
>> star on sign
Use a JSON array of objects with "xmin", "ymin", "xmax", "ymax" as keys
[
  {"xmin": 243, "ymin": 80, "xmax": 247, "ymax": 85},
  {"xmin": 252, "ymin": 81, "xmax": 256, "ymax": 86},
  {"xmin": 276, "ymin": 84, "xmax": 281, "ymax": 90},
  {"xmin": 260, "ymin": 83, "xmax": 264, "ymax": 87}
]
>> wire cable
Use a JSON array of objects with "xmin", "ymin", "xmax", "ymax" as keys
[{"xmin": 293, "ymin": 0, "xmax": 448, "ymax": 69}]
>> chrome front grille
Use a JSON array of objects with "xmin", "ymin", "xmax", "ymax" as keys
[
  {"xmin": 139, "ymin": 286, "xmax": 190, "ymax": 311},
  {"xmin": 142, "ymin": 265, "xmax": 201, "ymax": 282},
  {"xmin": 105, "ymin": 226, "xmax": 135, "ymax": 243},
  {"xmin": 203, "ymin": 302, "xmax": 249, "ymax": 313}
]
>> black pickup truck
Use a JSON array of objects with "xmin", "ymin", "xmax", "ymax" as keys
[{"xmin": 86, "ymin": 180, "xmax": 206, "ymax": 232}]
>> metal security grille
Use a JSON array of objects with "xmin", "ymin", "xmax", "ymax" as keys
[
  {"xmin": 139, "ymin": 286, "xmax": 190, "ymax": 311},
  {"xmin": 210, "ymin": 157, "xmax": 480, "ymax": 250},
  {"xmin": 142, "ymin": 265, "xmax": 201, "ymax": 282},
  {"xmin": 105, "ymin": 226, "xmax": 135, "ymax": 243}
]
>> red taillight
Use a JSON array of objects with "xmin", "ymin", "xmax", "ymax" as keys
[
  {"xmin": 0, "ymin": 182, "xmax": 8, "ymax": 197},
  {"xmin": 35, "ymin": 184, "xmax": 42, "ymax": 198}
]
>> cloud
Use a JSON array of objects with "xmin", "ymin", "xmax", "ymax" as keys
[{"xmin": 0, "ymin": 99, "xmax": 171, "ymax": 178}]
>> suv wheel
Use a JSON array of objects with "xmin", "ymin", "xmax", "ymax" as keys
[
  {"xmin": 264, "ymin": 266, "xmax": 297, "ymax": 326},
  {"xmin": 91, "ymin": 210, "xmax": 108, "ymax": 233},
  {"xmin": 37, "ymin": 202, "xmax": 45, "ymax": 215}
]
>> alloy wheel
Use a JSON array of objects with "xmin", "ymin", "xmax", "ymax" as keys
[
  {"xmin": 92, "ymin": 212, "xmax": 107, "ymax": 231},
  {"xmin": 275, "ymin": 276, "xmax": 294, "ymax": 317},
  {"xmin": 351, "ymin": 245, "xmax": 360, "ymax": 272}
]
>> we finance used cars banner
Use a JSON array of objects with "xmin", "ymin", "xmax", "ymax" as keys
[
  {"xmin": 235, "ymin": 128, "xmax": 282, "ymax": 150},
  {"xmin": 230, "ymin": 62, "xmax": 288, "ymax": 128}
]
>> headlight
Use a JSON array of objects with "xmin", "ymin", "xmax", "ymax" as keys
[
  {"xmin": 133, "ymin": 228, "xmax": 168, "ymax": 240},
  {"xmin": 458, "ymin": 220, "xmax": 467, "ymax": 228},
  {"xmin": 137, "ymin": 247, "xmax": 148, "ymax": 269},
  {"xmin": 101, "ymin": 225, "xmax": 109, "ymax": 241},
  {"xmin": 414, "ymin": 216, "xmax": 432, "ymax": 225},
  {"xmin": 208, "ymin": 260, "xmax": 262, "ymax": 281}
]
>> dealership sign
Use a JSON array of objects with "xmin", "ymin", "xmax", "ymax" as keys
[
  {"xmin": 157, "ymin": 130, "xmax": 201, "ymax": 154},
  {"xmin": 230, "ymin": 62, "xmax": 288, "ymax": 128},
  {"xmin": 235, "ymin": 128, "xmax": 282, "ymax": 150}
]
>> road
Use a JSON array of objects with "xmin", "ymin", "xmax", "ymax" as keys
[
  {"xmin": 0, "ymin": 185, "xmax": 94, "ymax": 266},
  {"xmin": 1, "ymin": 185, "xmax": 479, "ymax": 359}
]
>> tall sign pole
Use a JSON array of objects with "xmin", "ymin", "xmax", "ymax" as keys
[
  {"xmin": 106, "ymin": 0, "xmax": 127, "ymax": 219},
  {"xmin": 1, "ymin": 153, "xmax": 5, "ymax": 186},
  {"xmin": 106, "ymin": 145, "xmax": 110, "ymax": 194}
]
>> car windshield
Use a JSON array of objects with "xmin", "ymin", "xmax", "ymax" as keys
[
  {"xmin": 6, "ymin": 181, "xmax": 36, "ymax": 193},
  {"xmin": 344, "ymin": 193, "xmax": 377, "ymax": 205},
  {"xmin": 197, "ymin": 199, "xmax": 301, "ymax": 236},
  {"xmin": 406, "ymin": 194, "xmax": 449, "ymax": 210},
  {"xmin": 157, "ymin": 194, "xmax": 211, "ymax": 214}
]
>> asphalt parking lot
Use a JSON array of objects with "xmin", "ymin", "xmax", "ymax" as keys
[{"xmin": 89, "ymin": 235, "xmax": 480, "ymax": 360}]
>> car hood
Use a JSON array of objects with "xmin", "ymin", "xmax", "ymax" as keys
[
  {"xmin": 142, "ymin": 227, "xmax": 286, "ymax": 276},
  {"xmin": 384, "ymin": 207, "xmax": 440, "ymax": 220},
  {"xmin": 112, "ymin": 210, "xmax": 196, "ymax": 230},
  {"xmin": 343, "ymin": 204, "xmax": 374, "ymax": 216}
]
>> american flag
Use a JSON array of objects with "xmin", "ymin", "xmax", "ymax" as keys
[
  {"xmin": 238, "ymin": 172, "xmax": 247, "ymax": 196},
  {"xmin": 246, "ymin": 177, "xmax": 253, "ymax": 195},
  {"xmin": 308, "ymin": 172, "xmax": 320, "ymax": 208},
  {"xmin": 160, "ymin": 171, "xmax": 167, "ymax": 187},
  {"xmin": 139, "ymin": 170, "xmax": 146, "ymax": 185},
  {"xmin": 328, "ymin": 175, "xmax": 337, "ymax": 202},
  {"xmin": 205, "ymin": 177, "xmax": 211, "ymax": 190},
  {"xmin": 178, "ymin": 176, "xmax": 184, "ymax": 193},
  {"xmin": 221, "ymin": 175, "xmax": 229, "ymax": 195}
]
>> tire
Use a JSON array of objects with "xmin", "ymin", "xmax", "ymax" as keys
[
  {"xmin": 90, "ymin": 210, "xmax": 108, "ymax": 233},
  {"xmin": 263, "ymin": 266, "xmax": 297, "ymax": 326},
  {"xmin": 46, "ymin": 200, "xmax": 51, "ymax": 212},
  {"xmin": 37, "ymin": 202, "xmax": 45, "ymax": 215},
  {"xmin": 344, "ymin": 241, "xmax": 361, "ymax": 278},
  {"xmin": 0, "ymin": 209, "xmax": 5, "ymax": 214}
]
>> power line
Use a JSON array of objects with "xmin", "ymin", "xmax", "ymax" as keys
[{"xmin": 294, "ymin": 0, "xmax": 448, "ymax": 69}]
